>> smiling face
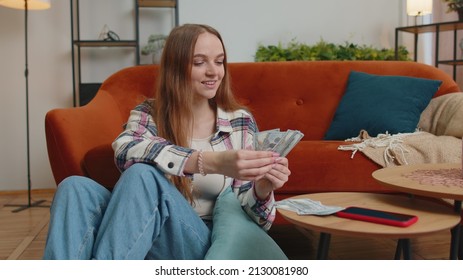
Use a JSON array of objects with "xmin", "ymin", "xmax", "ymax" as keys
[{"xmin": 191, "ymin": 32, "xmax": 225, "ymax": 102}]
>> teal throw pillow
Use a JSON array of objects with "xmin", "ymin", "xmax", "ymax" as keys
[
  {"xmin": 324, "ymin": 71, "xmax": 442, "ymax": 140},
  {"xmin": 204, "ymin": 187, "xmax": 287, "ymax": 260}
]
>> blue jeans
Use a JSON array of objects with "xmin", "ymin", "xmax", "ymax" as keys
[{"xmin": 43, "ymin": 163, "xmax": 211, "ymax": 260}]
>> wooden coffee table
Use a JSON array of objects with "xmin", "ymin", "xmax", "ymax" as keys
[
  {"xmin": 277, "ymin": 192, "xmax": 460, "ymax": 259},
  {"xmin": 372, "ymin": 163, "xmax": 463, "ymax": 259},
  {"xmin": 372, "ymin": 163, "xmax": 463, "ymax": 201}
]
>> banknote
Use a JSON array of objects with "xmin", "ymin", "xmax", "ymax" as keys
[
  {"xmin": 255, "ymin": 129, "xmax": 304, "ymax": 157},
  {"xmin": 275, "ymin": 198, "xmax": 345, "ymax": 216}
]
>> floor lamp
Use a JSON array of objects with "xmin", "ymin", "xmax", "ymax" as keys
[
  {"xmin": 0, "ymin": 0, "xmax": 50, "ymax": 212},
  {"xmin": 406, "ymin": 0, "xmax": 432, "ymax": 26}
]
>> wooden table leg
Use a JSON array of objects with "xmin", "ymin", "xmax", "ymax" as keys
[
  {"xmin": 450, "ymin": 224, "xmax": 460, "ymax": 260},
  {"xmin": 317, "ymin": 232, "xmax": 331, "ymax": 260},
  {"xmin": 395, "ymin": 239, "xmax": 412, "ymax": 260},
  {"xmin": 453, "ymin": 200, "xmax": 462, "ymax": 260},
  {"xmin": 459, "ymin": 229, "xmax": 463, "ymax": 260},
  {"xmin": 402, "ymin": 239, "xmax": 411, "ymax": 260},
  {"xmin": 394, "ymin": 240, "xmax": 402, "ymax": 260}
]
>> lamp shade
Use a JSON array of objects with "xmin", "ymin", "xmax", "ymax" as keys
[
  {"xmin": 0, "ymin": 0, "xmax": 50, "ymax": 10},
  {"xmin": 406, "ymin": 0, "xmax": 432, "ymax": 16}
]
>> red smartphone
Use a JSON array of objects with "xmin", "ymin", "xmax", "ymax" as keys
[{"xmin": 335, "ymin": 206, "xmax": 418, "ymax": 227}]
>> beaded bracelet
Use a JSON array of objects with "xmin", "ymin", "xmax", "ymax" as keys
[{"xmin": 198, "ymin": 150, "xmax": 206, "ymax": 176}]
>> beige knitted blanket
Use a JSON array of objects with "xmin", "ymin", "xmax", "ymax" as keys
[
  {"xmin": 418, "ymin": 92, "xmax": 463, "ymax": 138},
  {"xmin": 338, "ymin": 130, "xmax": 461, "ymax": 167},
  {"xmin": 338, "ymin": 93, "xmax": 463, "ymax": 167}
]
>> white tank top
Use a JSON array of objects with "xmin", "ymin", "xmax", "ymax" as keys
[{"xmin": 190, "ymin": 134, "xmax": 226, "ymax": 220}]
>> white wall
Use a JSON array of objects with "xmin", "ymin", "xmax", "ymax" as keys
[
  {"xmin": 432, "ymin": 1, "xmax": 463, "ymax": 86},
  {"xmin": 179, "ymin": 0, "xmax": 404, "ymax": 62},
  {"xmin": 0, "ymin": 0, "xmax": 71, "ymax": 192},
  {"xmin": 0, "ymin": 0, "xmax": 412, "ymax": 191}
]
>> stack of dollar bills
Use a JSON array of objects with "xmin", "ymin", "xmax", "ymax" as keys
[
  {"xmin": 275, "ymin": 198, "xmax": 345, "ymax": 216},
  {"xmin": 255, "ymin": 129, "xmax": 304, "ymax": 157}
]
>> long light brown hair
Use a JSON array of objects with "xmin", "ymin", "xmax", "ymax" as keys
[{"xmin": 152, "ymin": 24, "xmax": 245, "ymax": 202}]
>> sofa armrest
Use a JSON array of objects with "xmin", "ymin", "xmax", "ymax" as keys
[{"xmin": 45, "ymin": 90, "xmax": 125, "ymax": 186}]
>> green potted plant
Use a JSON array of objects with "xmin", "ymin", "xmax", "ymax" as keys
[
  {"xmin": 442, "ymin": 0, "xmax": 463, "ymax": 21},
  {"xmin": 254, "ymin": 39, "xmax": 410, "ymax": 62},
  {"xmin": 141, "ymin": 34, "xmax": 168, "ymax": 64}
]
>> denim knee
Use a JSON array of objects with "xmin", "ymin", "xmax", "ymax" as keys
[
  {"xmin": 116, "ymin": 164, "xmax": 169, "ymax": 190},
  {"xmin": 56, "ymin": 176, "xmax": 109, "ymax": 196},
  {"xmin": 58, "ymin": 175, "xmax": 95, "ymax": 189},
  {"xmin": 52, "ymin": 176, "xmax": 111, "ymax": 210},
  {"xmin": 121, "ymin": 163, "xmax": 164, "ymax": 178}
]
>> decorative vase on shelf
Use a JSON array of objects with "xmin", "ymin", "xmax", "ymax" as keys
[{"xmin": 141, "ymin": 34, "xmax": 167, "ymax": 65}]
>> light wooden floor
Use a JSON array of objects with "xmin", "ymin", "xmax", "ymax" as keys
[
  {"xmin": 0, "ymin": 189, "xmax": 456, "ymax": 260},
  {"xmin": 0, "ymin": 189, "xmax": 53, "ymax": 260}
]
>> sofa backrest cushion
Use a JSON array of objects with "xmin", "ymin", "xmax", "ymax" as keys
[
  {"xmin": 98, "ymin": 61, "xmax": 459, "ymax": 142},
  {"xmin": 98, "ymin": 64, "xmax": 159, "ymax": 126},
  {"xmin": 227, "ymin": 61, "xmax": 459, "ymax": 140}
]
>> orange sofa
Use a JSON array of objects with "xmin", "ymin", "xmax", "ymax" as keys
[{"xmin": 45, "ymin": 61, "xmax": 459, "ymax": 222}]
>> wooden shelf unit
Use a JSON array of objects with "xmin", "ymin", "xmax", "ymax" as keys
[
  {"xmin": 138, "ymin": 0, "xmax": 176, "ymax": 8},
  {"xmin": 395, "ymin": 20, "xmax": 463, "ymax": 81},
  {"xmin": 70, "ymin": 0, "xmax": 178, "ymax": 106}
]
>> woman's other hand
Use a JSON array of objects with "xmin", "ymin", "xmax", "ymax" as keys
[
  {"xmin": 254, "ymin": 157, "xmax": 290, "ymax": 200},
  {"xmin": 206, "ymin": 150, "xmax": 279, "ymax": 181}
]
